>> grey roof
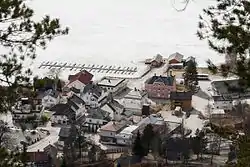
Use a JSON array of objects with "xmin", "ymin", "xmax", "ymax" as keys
[
  {"xmin": 82, "ymin": 83, "xmax": 103, "ymax": 98},
  {"xmin": 152, "ymin": 54, "xmax": 163, "ymax": 63},
  {"xmin": 146, "ymin": 75, "xmax": 174, "ymax": 86},
  {"xmin": 211, "ymin": 79, "xmax": 248, "ymax": 95},
  {"xmin": 87, "ymin": 108, "xmax": 111, "ymax": 120},
  {"xmin": 59, "ymin": 127, "xmax": 71, "ymax": 138},
  {"xmin": 168, "ymin": 52, "xmax": 184, "ymax": 62},
  {"xmin": 50, "ymin": 103, "xmax": 76, "ymax": 118},
  {"xmin": 185, "ymin": 56, "xmax": 195, "ymax": 63},
  {"xmin": 170, "ymin": 91, "xmax": 192, "ymax": 100},
  {"xmin": 36, "ymin": 89, "xmax": 60, "ymax": 99}
]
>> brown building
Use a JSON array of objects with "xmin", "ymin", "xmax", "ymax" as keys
[{"xmin": 170, "ymin": 91, "xmax": 192, "ymax": 111}]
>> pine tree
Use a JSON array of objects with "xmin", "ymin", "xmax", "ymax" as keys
[
  {"xmin": 61, "ymin": 157, "xmax": 67, "ymax": 167},
  {"xmin": 183, "ymin": 60, "xmax": 198, "ymax": 92},
  {"xmin": 132, "ymin": 131, "xmax": 145, "ymax": 157},
  {"xmin": 57, "ymin": 79, "xmax": 62, "ymax": 92},
  {"xmin": 141, "ymin": 124, "xmax": 155, "ymax": 154},
  {"xmin": 0, "ymin": 0, "xmax": 68, "ymax": 114},
  {"xmin": 197, "ymin": 0, "xmax": 250, "ymax": 87},
  {"xmin": 237, "ymin": 136, "xmax": 250, "ymax": 167}
]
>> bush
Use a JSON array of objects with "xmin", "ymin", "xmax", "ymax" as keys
[{"xmin": 41, "ymin": 115, "xmax": 50, "ymax": 123}]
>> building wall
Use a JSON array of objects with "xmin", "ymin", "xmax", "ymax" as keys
[
  {"xmin": 145, "ymin": 83, "xmax": 176, "ymax": 99},
  {"xmin": 213, "ymin": 100, "xmax": 233, "ymax": 110},
  {"xmin": 51, "ymin": 115, "xmax": 68, "ymax": 124},
  {"xmin": 99, "ymin": 130, "xmax": 117, "ymax": 138},
  {"xmin": 171, "ymin": 100, "xmax": 192, "ymax": 111},
  {"xmin": 42, "ymin": 95, "xmax": 60, "ymax": 108},
  {"xmin": 81, "ymin": 93, "xmax": 99, "ymax": 108},
  {"xmin": 169, "ymin": 59, "xmax": 180, "ymax": 64}
]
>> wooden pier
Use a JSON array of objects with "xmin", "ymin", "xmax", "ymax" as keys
[{"xmin": 38, "ymin": 61, "xmax": 138, "ymax": 75}]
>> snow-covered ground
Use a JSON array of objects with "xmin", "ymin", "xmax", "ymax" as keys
[{"xmin": 24, "ymin": 0, "xmax": 223, "ymax": 70}]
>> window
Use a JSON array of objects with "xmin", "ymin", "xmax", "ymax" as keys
[
  {"xmin": 89, "ymin": 119, "xmax": 92, "ymax": 122},
  {"xmin": 110, "ymin": 133, "xmax": 112, "ymax": 135}
]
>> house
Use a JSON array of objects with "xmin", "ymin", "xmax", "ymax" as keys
[
  {"xmin": 58, "ymin": 126, "xmax": 76, "ymax": 150},
  {"xmin": 170, "ymin": 91, "xmax": 192, "ymax": 111},
  {"xmin": 98, "ymin": 121, "xmax": 127, "ymax": 145},
  {"xmin": 120, "ymin": 89, "xmax": 145, "ymax": 116},
  {"xmin": 36, "ymin": 89, "xmax": 60, "ymax": 108},
  {"xmin": 211, "ymin": 78, "xmax": 250, "ymax": 110},
  {"xmin": 168, "ymin": 52, "xmax": 184, "ymax": 64},
  {"xmin": 26, "ymin": 151, "xmax": 51, "ymax": 167},
  {"xmin": 81, "ymin": 83, "xmax": 103, "ymax": 108},
  {"xmin": 50, "ymin": 98, "xmax": 84, "ymax": 125},
  {"xmin": 145, "ymin": 74, "xmax": 176, "ymax": 99},
  {"xmin": 151, "ymin": 54, "xmax": 164, "ymax": 67},
  {"xmin": 65, "ymin": 70, "xmax": 93, "ymax": 91},
  {"xmin": 12, "ymin": 97, "xmax": 44, "ymax": 122},
  {"xmin": 97, "ymin": 77, "xmax": 128, "ymax": 95},
  {"xmin": 115, "ymin": 125, "xmax": 139, "ymax": 145},
  {"xmin": 101, "ymin": 98, "xmax": 124, "ymax": 121},
  {"xmin": 82, "ymin": 107, "xmax": 111, "ymax": 132}
]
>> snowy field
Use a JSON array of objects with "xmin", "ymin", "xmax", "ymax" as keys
[{"xmin": 11, "ymin": 0, "xmax": 226, "ymax": 78}]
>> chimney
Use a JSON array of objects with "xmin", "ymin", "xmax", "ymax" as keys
[
  {"xmin": 108, "ymin": 79, "xmax": 111, "ymax": 83},
  {"xmin": 154, "ymin": 73, "xmax": 156, "ymax": 76}
]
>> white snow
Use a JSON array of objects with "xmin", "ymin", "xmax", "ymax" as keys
[{"xmin": 184, "ymin": 114, "xmax": 204, "ymax": 137}]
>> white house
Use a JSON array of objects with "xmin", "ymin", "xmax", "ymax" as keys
[
  {"xmin": 82, "ymin": 108, "xmax": 111, "ymax": 132},
  {"xmin": 115, "ymin": 125, "xmax": 138, "ymax": 145},
  {"xmin": 98, "ymin": 121, "xmax": 127, "ymax": 145},
  {"xmin": 97, "ymin": 77, "xmax": 128, "ymax": 95},
  {"xmin": 12, "ymin": 98, "xmax": 44, "ymax": 121},
  {"xmin": 120, "ymin": 89, "xmax": 146, "ymax": 116},
  {"xmin": 37, "ymin": 89, "xmax": 60, "ymax": 108},
  {"xmin": 210, "ymin": 78, "xmax": 250, "ymax": 110},
  {"xmin": 50, "ymin": 98, "xmax": 85, "ymax": 125},
  {"xmin": 101, "ymin": 99, "xmax": 124, "ymax": 121},
  {"xmin": 65, "ymin": 70, "xmax": 93, "ymax": 91},
  {"xmin": 81, "ymin": 83, "xmax": 103, "ymax": 108}
]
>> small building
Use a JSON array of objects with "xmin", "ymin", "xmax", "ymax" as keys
[
  {"xmin": 151, "ymin": 54, "xmax": 164, "ymax": 67},
  {"xmin": 81, "ymin": 83, "xmax": 103, "ymax": 108},
  {"xmin": 97, "ymin": 77, "xmax": 128, "ymax": 95},
  {"xmin": 211, "ymin": 78, "xmax": 250, "ymax": 110},
  {"xmin": 36, "ymin": 89, "xmax": 60, "ymax": 108},
  {"xmin": 170, "ymin": 91, "xmax": 193, "ymax": 111},
  {"xmin": 50, "ymin": 99, "xmax": 84, "ymax": 125},
  {"xmin": 120, "ymin": 89, "xmax": 145, "ymax": 116},
  {"xmin": 65, "ymin": 70, "xmax": 93, "ymax": 91},
  {"xmin": 82, "ymin": 107, "xmax": 111, "ymax": 132},
  {"xmin": 168, "ymin": 52, "xmax": 184, "ymax": 64},
  {"xmin": 26, "ymin": 151, "xmax": 51, "ymax": 167},
  {"xmin": 58, "ymin": 126, "xmax": 76, "ymax": 150},
  {"xmin": 12, "ymin": 97, "xmax": 44, "ymax": 122},
  {"xmin": 115, "ymin": 125, "xmax": 139, "ymax": 145},
  {"xmin": 145, "ymin": 75, "xmax": 176, "ymax": 99},
  {"xmin": 98, "ymin": 121, "xmax": 127, "ymax": 145},
  {"xmin": 101, "ymin": 99, "xmax": 124, "ymax": 121}
]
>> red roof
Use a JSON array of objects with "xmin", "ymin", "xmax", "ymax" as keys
[{"xmin": 67, "ymin": 70, "xmax": 93, "ymax": 85}]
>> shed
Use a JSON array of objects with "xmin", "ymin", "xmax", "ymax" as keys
[{"xmin": 170, "ymin": 91, "xmax": 192, "ymax": 111}]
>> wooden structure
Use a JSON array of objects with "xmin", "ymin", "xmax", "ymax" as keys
[{"xmin": 39, "ymin": 61, "xmax": 138, "ymax": 75}]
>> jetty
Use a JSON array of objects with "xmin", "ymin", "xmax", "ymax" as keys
[{"xmin": 38, "ymin": 61, "xmax": 138, "ymax": 75}]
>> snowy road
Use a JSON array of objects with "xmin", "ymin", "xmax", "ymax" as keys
[{"xmin": 27, "ymin": 123, "xmax": 61, "ymax": 152}]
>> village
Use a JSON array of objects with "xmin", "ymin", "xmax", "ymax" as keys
[{"xmin": 0, "ymin": 52, "xmax": 245, "ymax": 167}]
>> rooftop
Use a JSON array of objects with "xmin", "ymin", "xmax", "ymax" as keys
[
  {"xmin": 97, "ymin": 77, "xmax": 126, "ymax": 87},
  {"xmin": 100, "ymin": 121, "xmax": 126, "ymax": 132},
  {"xmin": 168, "ymin": 52, "xmax": 184, "ymax": 62},
  {"xmin": 119, "ymin": 125, "xmax": 138, "ymax": 135},
  {"xmin": 145, "ymin": 75, "xmax": 175, "ymax": 86},
  {"xmin": 170, "ymin": 91, "xmax": 192, "ymax": 100}
]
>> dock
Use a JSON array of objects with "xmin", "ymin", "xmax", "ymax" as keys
[{"xmin": 38, "ymin": 61, "xmax": 138, "ymax": 75}]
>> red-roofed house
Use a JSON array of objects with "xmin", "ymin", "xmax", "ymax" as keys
[{"xmin": 65, "ymin": 70, "xmax": 93, "ymax": 91}]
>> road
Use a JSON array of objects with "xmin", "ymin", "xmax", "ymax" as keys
[{"xmin": 27, "ymin": 122, "xmax": 61, "ymax": 152}]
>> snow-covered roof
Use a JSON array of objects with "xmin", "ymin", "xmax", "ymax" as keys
[
  {"xmin": 124, "ymin": 89, "xmax": 142, "ymax": 100},
  {"xmin": 98, "ymin": 77, "xmax": 126, "ymax": 87},
  {"xmin": 119, "ymin": 125, "xmax": 138, "ymax": 135}
]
